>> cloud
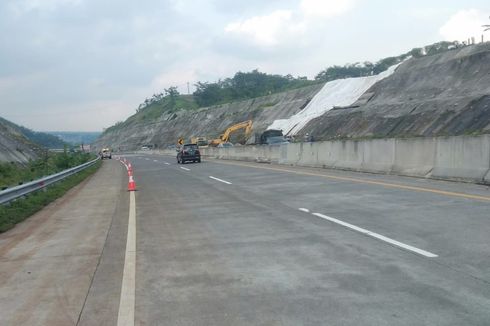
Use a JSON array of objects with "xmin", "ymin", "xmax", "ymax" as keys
[
  {"xmin": 10, "ymin": 0, "xmax": 81, "ymax": 13},
  {"xmin": 225, "ymin": 10, "xmax": 294, "ymax": 46},
  {"xmin": 224, "ymin": 0, "xmax": 355, "ymax": 47},
  {"xmin": 439, "ymin": 9, "xmax": 489, "ymax": 42},
  {"xmin": 300, "ymin": 0, "xmax": 355, "ymax": 17}
]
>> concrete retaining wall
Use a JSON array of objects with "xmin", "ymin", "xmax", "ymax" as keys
[
  {"xmin": 201, "ymin": 146, "xmax": 280, "ymax": 163},
  {"xmin": 198, "ymin": 134, "xmax": 490, "ymax": 184}
]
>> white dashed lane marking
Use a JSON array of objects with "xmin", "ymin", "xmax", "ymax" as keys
[
  {"xmin": 307, "ymin": 211, "xmax": 438, "ymax": 258},
  {"xmin": 209, "ymin": 176, "xmax": 232, "ymax": 185}
]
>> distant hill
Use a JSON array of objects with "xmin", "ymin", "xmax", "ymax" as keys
[
  {"xmin": 0, "ymin": 117, "xmax": 43, "ymax": 163},
  {"xmin": 47, "ymin": 131, "xmax": 101, "ymax": 145},
  {"xmin": 0, "ymin": 117, "xmax": 66, "ymax": 149}
]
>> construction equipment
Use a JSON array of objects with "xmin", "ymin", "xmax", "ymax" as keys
[
  {"xmin": 190, "ymin": 136, "xmax": 208, "ymax": 147},
  {"xmin": 210, "ymin": 120, "xmax": 253, "ymax": 146},
  {"xmin": 256, "ymin": 129, "xmax": 284, "ymax": 144}
]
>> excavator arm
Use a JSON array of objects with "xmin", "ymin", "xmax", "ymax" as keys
[
  {"xmin": 210, "ymin": 120, "xmax": 253, "ymax": 146},
  {"xmin": 221, "ymin": 120, "xmax": 253, "ymax": 142}
]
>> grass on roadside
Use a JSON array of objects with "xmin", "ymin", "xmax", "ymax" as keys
[
  {"xmin": 0, "ymin": 151, "xmax": 96, "ymax": 190},
  {"xmin": 0, "ymin": 160, "xmax": 101, "ymax": 233}
]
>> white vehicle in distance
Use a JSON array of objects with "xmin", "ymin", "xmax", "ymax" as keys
[{"xmin": 141, "ymin": 146, "xmax": 150, "ymax": 150}]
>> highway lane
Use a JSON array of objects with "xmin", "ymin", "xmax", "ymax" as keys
[
  {"xmin": 1, "ymin": 154, "xmax": 489, "ymax": 325},
  {"xmin": 128, "ymin": 153, "xmax": 490, "ymax": 325},
  {"xmin": 182, "ymin": 157, "xmax": 490, "ymax": 281}
]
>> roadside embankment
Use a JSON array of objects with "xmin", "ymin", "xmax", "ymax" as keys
[
  {"xmin": 194, "ymin": 134, "xmax": 490, "ymax": 184},
  {"xmin": 0, "ymin": 160, "xmax": 101, "ymax": 232},
  {"xmin": 0, "ymin": 159, "xmax": 126, "ymax": 325}
]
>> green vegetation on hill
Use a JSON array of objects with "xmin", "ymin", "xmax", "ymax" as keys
[
  {"xmin": 0, "ymin": 151, "xmax": 95, "ymax": 190},
  {"xmin": 192, "ymin": 70, "xmax": 317, "ymax": 107},
  {"xmin": 315, "ymin": 41, "xmax": 459, "ymax": 82},
  {"xmin": 104, "ymin": 89, "xmax": 198, "ymax": 134},
  {"xmin": 0, "ymin": 159, "xmax": 100, "ymax": 233},
  {"xmin": 103, "ymin": 72, "xmax": 316, "ymax": 135}
]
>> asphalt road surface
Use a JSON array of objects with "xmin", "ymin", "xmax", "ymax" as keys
[{"xmin": 1, "ymin": 153, "xmax": 490, "ymax": 325}]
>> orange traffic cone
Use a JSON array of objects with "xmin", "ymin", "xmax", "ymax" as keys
[{"xmin": 128, "ymin": 175, "xmax": 136, "ymax": 191}]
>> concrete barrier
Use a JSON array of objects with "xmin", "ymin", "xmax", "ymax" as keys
[
  {"xmin": 361, "ymin": 138, "xmax": 395, "ymax": 173},
  {"xmin": 431, "ymin": 135, "xmax": 490, "ymax": 182},
  {"xmin": 393, "ymin": 137, "xmax": 436, "ymax": 177},
  {"xmin": 195, "ymin": 134, "xmax": 490, "ymax": 184},
  {"xmin": 201, "ymin": 145, "xmax": 280, "ymax": 163}
]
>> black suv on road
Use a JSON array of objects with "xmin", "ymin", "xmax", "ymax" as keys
[{"xmin": 177, "ymin": 144, "xmax": 201, "ymax": 164}]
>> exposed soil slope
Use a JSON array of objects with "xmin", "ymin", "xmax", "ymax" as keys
[
  {"xmin": 302, "ymin": 42, "xmax": 490, "ymax": 140},
  {"xmin": 94, "ymin": 84, "xmax": 324, "ymax": 150},
  {"xmin": 96, "ymin": 42, "xmax": 490, "ymax": 149}
]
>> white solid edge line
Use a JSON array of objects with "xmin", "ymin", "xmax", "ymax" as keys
[
  {"xmin": 180, "ymin": 167, "xmax": 190, "ymax": 171},
  {"xmin": 298, "ymin": 208, "xmax": 310, "ymax": 213},
  {"xmin": 164, "ymin": 162, "xmax": 170, "ymax": 165},
  {"xmin": 117, "ymin": 191, "xmax": 136, "ymax": 326},
  {"xmin": 312, "ymin": 212, "xmax": 438, "ymax": 258},
  {"xmin": 209, "ymin": 176, "xmax": 232, "ymax": 185}
]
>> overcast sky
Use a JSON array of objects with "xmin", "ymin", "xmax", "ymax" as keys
[{"xmin": 0, "ymin": 0, "xmax": 488, "ymax": 131}]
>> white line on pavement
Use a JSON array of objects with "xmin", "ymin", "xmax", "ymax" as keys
[
  {"xmin": 163, "ymin": 162, "xmax": 170, "ymax": 165},
  {"xmin": 153, "ymin": 160, "xmax": 158, "ymax": 162},
  {"xmin": 117, "ymin": 191, "xmax": 136, "ymax": 326},
  {"xmin": 311, "ymin": 212, "xmax": 438, "ymax": 258},
  {"xmin": 209, "ymin": 176, "xmax": 232, "ymax": 185},
  {"xmin": 298, "ymin": 208, "xmax": 310, "ymax": 213},
  {"xmin": 145, "ymin": 158, "xmax": 149, "ymax": 161},
  {"xmin": 180, "ymin": 167, "xmax": 191, "ymax": 171}
]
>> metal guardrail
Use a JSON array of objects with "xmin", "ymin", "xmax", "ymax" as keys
[{"xmin": 0, "ymin": 157, "xmax": 100, "ymax": 205}]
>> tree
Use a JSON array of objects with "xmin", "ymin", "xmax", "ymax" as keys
[
  {"xmin": 164, "ymin": 86, "xmax": 179, "ymax": 106},
  {"xmin": 165, "ymin": 86, "xmax": 179, "ymax": 99}
]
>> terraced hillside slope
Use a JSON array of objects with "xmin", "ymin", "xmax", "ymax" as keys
[
  {"xmin": 0, "ymin": 118, "xmax": 42, "ymax": 163},
  {"xmin": 94, "ymin": 84, "xmax": 324, "ymax": 150},
  {"xmin": 96, "ymin": 42, "xmax": 489, "ymax": 150},
  {"xmin": 302, "ymin": 42, "xmax": 490, "ymax": 140}
]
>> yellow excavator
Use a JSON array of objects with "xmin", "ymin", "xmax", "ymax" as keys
[{"xmin": 210, "ymin": 120, "xmax": 253, "ymax": 146}]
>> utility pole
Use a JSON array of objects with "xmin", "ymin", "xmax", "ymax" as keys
[
  {"xmin": 187, "ymin": 82, "xmax": 190, "ymax": 94},
  {"xmin": 483, "ymin": 16, "xmax": 490, "ymax": 43},
  {"xmin": 483, "ymin": 16, "xmax": 490, "ymax": 31}
]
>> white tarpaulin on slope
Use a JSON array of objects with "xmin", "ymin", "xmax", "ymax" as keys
[{"xmin": 267, "ymin": 64, "xmax": 400, "ymax": 135}]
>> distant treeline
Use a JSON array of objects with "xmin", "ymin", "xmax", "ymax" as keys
[
  {"xmin": 314, "ymin": 41, "xmax": 458, "ymax": 82},
  {"xmin": 47, "ymin": 131, "xmax": 101, "ymax": 145},
  {"xmin": 17, "ymin": 126, "xmax": 66, "ymax": 149},
  {"xmin": 193, "ymin": 70, "xmax": 315, "ymax": 107}
]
